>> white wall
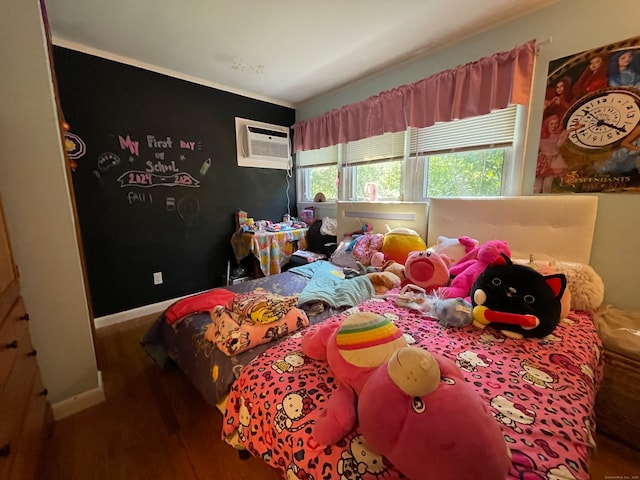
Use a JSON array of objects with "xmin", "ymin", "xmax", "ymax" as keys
[
  {"xmin": 0, "ymin": 0, "xmax": 101, "ymax": 411},
  {"xmin": 297, "ymin": 0, "xmax": 640, "ymax": 311}
]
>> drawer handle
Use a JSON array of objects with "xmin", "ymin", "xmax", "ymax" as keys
[
  {"xmin": 39, "ymin": 388, "xmax": 48, "ymax": 397},
  {"xmin": 19, "ymin": 313, "xmax": 30, "ymax": 321},
  {"xmin": 3, "ymin": 340, "xmax": 18, "ymax": 349},
  {"xmin": 0, "ymin": 443, "xmax": 9, "ymax": 457},
  {"xmin": 27, "ymin": 349, "xmax": 38, "ymax": 357}
]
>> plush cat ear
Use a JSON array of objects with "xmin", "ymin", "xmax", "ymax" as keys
[
  {"xmin": 544, "ymin": 273, "xmax": 567, "ymax": 299},
  {"xmin": 489, "ymin": 253, "xmax": 512, "ymax": 267}
]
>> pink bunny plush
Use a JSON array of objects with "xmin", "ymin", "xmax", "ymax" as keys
[{"xmin": 441, "ymin": 239, "xmax": 511, "ymax": 300}]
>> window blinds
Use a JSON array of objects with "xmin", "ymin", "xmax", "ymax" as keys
[
  {"xmin": 296, "ymin": 144, "xmax": 339, "ymax": 167},
  {"xmin": 409, "ymin": 104, "xmax": 517, "ymax": 155},
  {"xmin": 344, "ymin": 131, "xmax": 405, "ymax": 165}
]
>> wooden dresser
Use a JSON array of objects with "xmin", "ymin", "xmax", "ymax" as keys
[{"xmin": 0, "ymin": 196, "xmax": 52, "ymax": 479}]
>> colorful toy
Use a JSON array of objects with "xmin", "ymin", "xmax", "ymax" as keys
[
  {"xmin": 403, "ymin": 249, "xmax": 450, "ymax": 292},
  {"xmin": 300, "ymin": 312, "xmax": 408, "ymax": 445},
  {"xmin": 351, "ymin": 233, "xmax": 384, "ymax": 266},
  {"xmin": 441, "ymin": 239, "xmax": 511, "ymax": 300},
  {"xmin": 357, "ymin": 347, "xmax": 511, "ymax": 480},
  {"xmin": 345, "ymin": 223, "xmax": 373, "ymax": 238},
  {"xmin": 471, "ymin": 254, "xmax": 567, "ymax": 338},
  {"xmin": 429, "ymin": 235, "xmax": 479, "ymax": 265},
  {"xmin": 380, "ymin": 227, "xmax": 427, "ymax": 265}
]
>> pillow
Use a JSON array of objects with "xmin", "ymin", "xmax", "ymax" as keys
[
  {"xmin": 320, "ymin": 217, "xmax": 337, "ymax": 236},
  {"xmin": 330, "ymin": 238, "xmax": 359, "ymax": 269},
  {"xmin": 512, "ymin": 257, "xmax": 604, "ymax": 311}
]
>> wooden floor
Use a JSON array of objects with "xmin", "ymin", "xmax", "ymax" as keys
[{"xmin": 40, "ymin": 314, "xmax": 640, "ymax": 480}]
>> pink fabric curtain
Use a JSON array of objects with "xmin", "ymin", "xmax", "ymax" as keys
[{"xmin": 292, "ymin": 40, "xmax": 537, "ymax": 153}]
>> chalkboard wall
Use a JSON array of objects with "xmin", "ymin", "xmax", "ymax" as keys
[{"xmin": 52, "ymin": 46, "xmax": 296, "ymax": 317}]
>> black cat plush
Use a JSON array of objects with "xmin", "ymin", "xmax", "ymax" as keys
[{"xmin": 470, "ymin": 254, "xmax": 567, "ymax": 339}]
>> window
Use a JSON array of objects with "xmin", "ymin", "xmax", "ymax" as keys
[
  {"xmin": 296, "ymin": 145, "xmax": 339, "ymax": 201},
  {"xmin": 343, "ymin": 131, "xmax": 405, "ymax": 201},
  {"xmin": 352, "ymin": 160, "xmax": 403, "ymax": 200},
  {"xmin": 295, "ymin": 104, "xmax": 523, "ymax": 203},
  {"xmin": 409, "ymin": 104, "xmax": 519, "ymax": 198},
  {"xmin": 422, "ymin": 148, "xmax": 507, "ymax": 197},
  {"xmin": 297, "ymin": 164, "xmax": 339, "ymax": 201}
]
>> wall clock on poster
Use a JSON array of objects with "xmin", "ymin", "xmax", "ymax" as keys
[{"xmin": 563, "ymin": 87, "xmax": 640, "ymax": 153}]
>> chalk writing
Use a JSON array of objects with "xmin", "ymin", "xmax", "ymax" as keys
[
  {"xmin": 180, "ymin": 140, "xmax": 196, "ymax": 150},
  {"xmin": 127, "ymin": 191, "xmax": 152, "ymax": 205},
  {"xmin": 118, "ymin": 135, "xmax": 139, "ymax": 156},
  {"xmin": 117, "ymin": 170, "xmax": 200, "ymax": 188},
  {"xmin": 93, "ymin": 170, "xmax": 105, "ymax": 185},
  {"xmin": 146, "ymin": 160, "xmax": 179, "ymax": 173},
  {"xmin": 98, "ymin": 152, "xmax": 121, "ymax": 172},
  {"xmin": 64, "ymin": 132, "xmax": 87, "ymax": 159},
  {"xmin": 147, "ymin": 135, "xmax": 173, "ymax": 148},
  {"xmin": 155, "ymin": 152, "xmax": 165, "ymax": 160},
  {"xmin": 200, "ymin": 158, "xmax": 211, "ymax": 175}
]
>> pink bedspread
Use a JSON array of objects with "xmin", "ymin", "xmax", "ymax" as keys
[{"xmin": 222, "ymin": 296, "xmax": 604, "ymax": 480}]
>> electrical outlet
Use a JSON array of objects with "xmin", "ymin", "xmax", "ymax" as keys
[{"xmin": 153, "ymin": 272, "xmax": 163, "ymax": 285}]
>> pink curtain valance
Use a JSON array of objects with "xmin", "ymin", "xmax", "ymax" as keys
[{"xmin": 292, "ymin": 39, "xmax": 537, "ymax": 153}]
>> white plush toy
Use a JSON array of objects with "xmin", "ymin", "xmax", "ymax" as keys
[{"xmin": 429, "ymin": 236, "xmax": 479, "ymax": 266}]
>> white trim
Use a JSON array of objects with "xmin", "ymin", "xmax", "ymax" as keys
[
  {"xmin": 51, "ymin": 37, "xmax": 294, "ymax": 109},
  {"xmin": 344, "ymin": 210, "xmax": 415, "ymax": 221},
  {"xmin": 93, "ymin": 295, "xmax": 191, "ymax": 329},
  {"xmin": 52, "ymin": 371, "xmax": 105, "ymax": 420}
]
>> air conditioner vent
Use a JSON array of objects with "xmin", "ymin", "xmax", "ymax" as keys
[{"xmin": 235, "ymin": 117, "xmax": 291, "ymax": 170}]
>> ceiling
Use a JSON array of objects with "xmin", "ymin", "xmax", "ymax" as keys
[{"xmin": 44, "ymin": 0, "xmax": 560, "ymax": 107}]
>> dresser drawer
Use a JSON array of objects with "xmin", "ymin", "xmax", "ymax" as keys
[
  {"xmin": 0, "ymin": 331, "xmax": 38, "ymax": 480},
  {"xmin": 0, "ymin": 297, "xmax": 29, "ymax": 392},
  {"xmin": 3, "ymin": 366, "xmax": 50, "ymax": 480}
]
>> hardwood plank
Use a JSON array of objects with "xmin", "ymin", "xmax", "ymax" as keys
[
  {"xmin": 589, "ymin": 432, "xmax": 640, "ymax": 480},
  {"xmin": 40, "ymin": 314, "xmax": 639, "ymax": 480}
]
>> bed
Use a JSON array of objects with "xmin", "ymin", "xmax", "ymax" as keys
[
  {"xmin": 143, "ymin": 195, "xmax": 604, "ymax": 480},
  {"xmin": 142, "ymin": 270, "xmax": 343, "ymax": 409}
]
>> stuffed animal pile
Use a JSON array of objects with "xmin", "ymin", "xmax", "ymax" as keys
[
  {"xmin": 335, "ymin": 232, "xmax": 569, "ymax": 339},
  {"xmin": 302, "ymin": 311, "xmax": 511, "ymax": 480},
  {"xmin": 441, "ymin": 239, "xmax": 511, "ymax": 300}
]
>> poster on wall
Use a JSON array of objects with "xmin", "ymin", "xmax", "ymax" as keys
[{"xmin": 536, "ymin": 35, "xmax": 640, "ymax": 193}]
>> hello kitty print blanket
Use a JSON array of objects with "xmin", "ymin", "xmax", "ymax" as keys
[{"xmin": 222, "ymin": 297, "xmax": 604, "ymax": 480}]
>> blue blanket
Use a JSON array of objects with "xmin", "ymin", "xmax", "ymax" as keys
[{"xmin": 290, "ymin": 261, "xmax": 375, "ymax": 308}]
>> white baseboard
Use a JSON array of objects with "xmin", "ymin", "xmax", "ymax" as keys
[
  {"xmin": 52, "ymin": 371, "xmax": 105, "ymax": 421},
  {"xmin": 93, "ymin": 296, "xmax": 186, "ymax": 329}
]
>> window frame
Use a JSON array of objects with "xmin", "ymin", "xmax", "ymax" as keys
[{"xmin": 294, "ymin": 104, "xmax": 527, "ymax": 204}]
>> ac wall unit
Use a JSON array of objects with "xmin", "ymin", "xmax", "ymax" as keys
[
  {"xmin": 235, "ymin": 117, "xmax": 291, "ymax": 170},
  {"xmin": 243, "ymin": 125, "xmax": 290, "ymax": 160}
]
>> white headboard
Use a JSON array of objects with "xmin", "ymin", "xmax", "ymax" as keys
[
  {"xmin": 427, "ymin": 196, "xmax": 599, "ymax": 264},
  {"xmin": 337, "ymin": 201, "xmax": 428, "ymax": 238}
]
